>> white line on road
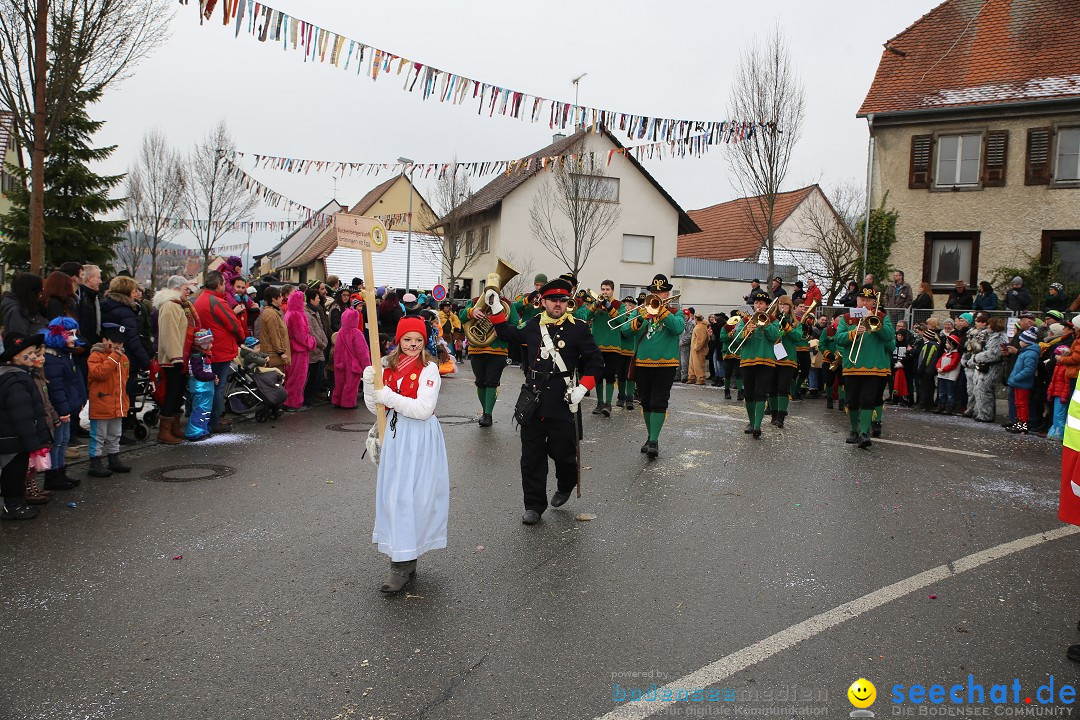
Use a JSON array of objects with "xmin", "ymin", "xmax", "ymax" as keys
[
  {"xmin": 594, "ymin": 525, "xmax": 1080, "ymax": 720},
  {"xmin": 871, "ymin": 438, "xmax": 996, "ymax": 458},
  {"xmin": 674, "ymin": 409, "xmax": 997, "ymax": 458}
]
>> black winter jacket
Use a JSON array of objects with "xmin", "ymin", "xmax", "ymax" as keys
[
  {"xmin": 0, "ymin": 365, "xmax": 53, "ymax": 453},
  {"xmin": 78, "ymin": 286, "xmax": 102, "ymax": 345},
  {"xmin": 100, "ymin": 293, "xmax": 151, "ymax": 370},
  {"xmin": 44, "ymin": 347, "xmax": 87, "ymax": 417}
]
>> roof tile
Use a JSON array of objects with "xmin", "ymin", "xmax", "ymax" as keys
[
  {"xmin": 859, "ymin": 0, "xmax": 1080, "ymax": 116},
  {"xmin": 677, "ymin": 186, "xmax": 817, "ymax": 261}
]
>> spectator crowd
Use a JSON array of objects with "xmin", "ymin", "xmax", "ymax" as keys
[{"xmin": 0, "ymin": 255, "xmax": 461, "ymax": 522}]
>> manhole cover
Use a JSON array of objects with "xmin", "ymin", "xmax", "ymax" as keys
[
  {"xmin": 439, "ymin": 414, "xmax": 479, "ymax": 426},
  {"xmin": 145, "ymin": 464, "xmax": 236, "ymax": 483},
  {"xmin": 325, "ymin": 422, "xmax": 374, "ymax": 433}
]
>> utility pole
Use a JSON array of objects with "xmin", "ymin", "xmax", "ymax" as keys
[{"xmin": 29, "ymin": 0, "xmax": 48, "ymax": 275}]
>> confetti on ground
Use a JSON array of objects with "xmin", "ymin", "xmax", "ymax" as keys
[
  {"xmin": 575, "ymin": 513, "xmax": 596, "ymax": 521},
  {"xmin": 928, "ymin": 594, "xmax": 937, "ymax": 599},
  {"xmin": 173, "ymin": 555, "xmax": 183, "ymax": 561},
  {"xmin": 476, "ymin": 545, "xmax": 484, "ymax": 552}
]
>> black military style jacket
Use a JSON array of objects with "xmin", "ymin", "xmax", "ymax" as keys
[{"xmin": 492, "ymin": 312, "xmax": 603, "ymax": 423}]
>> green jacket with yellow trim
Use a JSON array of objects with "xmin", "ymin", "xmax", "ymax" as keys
[
  {"xmin": 617, "ymin": 307, "xmax": 639, "ymax": 356},
  {"xmin": 834, "ymin": 311, "xmax": 896, "ymax": 376},
  {"xmin": 590, "ymin": 301, "xmax": 624, "ymax": 353},
  {"xmin": 626, "ymin": 309, "xmax": 685, "ymax": 368},
  {"xmin": 460, "ymin": 298, "xmax": 520, "ymax": 356},
  {"xmin": 512, "ymin": 297, "xmax": 541, "ymax": 328},
  {"xmin": 775, "ymin": 320, "xmax": 803, "ymax": 368},
  {"xmin": 732, "ymin": 318, "xmax": 781, "ymax": 367},
  {"xmin": 719, "ymin": 321, "xmax": 740, "ymax": 359}
]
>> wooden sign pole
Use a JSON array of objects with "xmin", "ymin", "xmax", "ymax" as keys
[{"xmin": 334, "ymin": 212, "xmax": 390, "ymax": 442}]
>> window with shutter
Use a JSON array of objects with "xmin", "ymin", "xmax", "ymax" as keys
[
  {"xmin": 1025, "ymin": 127, "xmax": 1052, "ymax": 185},
  {"xmin": 981, "ymin": 130, "xmax": 1008, "ymax": 187},
  {"xmin": 1054, "ymin": 127, "xmax": 1080, "ymax": 183},
  {"xmin": 909, "ymin": 135, "xmax": 933, "ymax": 189}
]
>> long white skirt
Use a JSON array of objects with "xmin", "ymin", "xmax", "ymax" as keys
[{"xmin": 372, "ymin": 413, "xmax": 449, "ymax": 561}]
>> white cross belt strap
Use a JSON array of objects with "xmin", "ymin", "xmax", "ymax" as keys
[{"xmin": 540, "ymin": 324, "xmax": 575, "ymax": 395}]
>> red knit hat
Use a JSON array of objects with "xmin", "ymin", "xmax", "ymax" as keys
[{"xmin": 395, "ymin": 316, "xmax": 427, "ymax": 345}]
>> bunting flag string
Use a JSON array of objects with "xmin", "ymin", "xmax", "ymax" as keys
[
  {"xmin": 180, "ymin": 0, "xmax": 774, "ymax": 146},
  {"xmin": 139, "ymin": 218, "xmax": 312, "ymax": 233},
  {"xmin": 226, "ymin": 124, "xmax": 739, "ymax": 182},
  {"xmin": 221, "ymin": 157, "xmax": 409, "ymax": 229}
]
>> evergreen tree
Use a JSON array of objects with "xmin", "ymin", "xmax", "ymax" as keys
[{"xmin": 0, "ymin": 89, "xmax": 125, "ymax": 270}]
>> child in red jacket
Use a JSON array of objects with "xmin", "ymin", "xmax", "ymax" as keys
[
  {"xmin": 935, "ymin": 334, "xmax": 962, "ymax": 414},
  {"xmin": 1048, "ymin": 345, "xmax": 1071, "ymax": 441}
]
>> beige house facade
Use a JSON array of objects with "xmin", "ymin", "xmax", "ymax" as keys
[
  {"xmin": 442, "ymin": 128, "xmax": 698, "ymax": 301},
  {"xmin": 858, "ymin": 0, "xmax": 1080, "ymax": 307}
]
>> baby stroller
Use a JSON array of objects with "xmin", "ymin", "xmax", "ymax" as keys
[
  {"xmin": 226, "ymin": 362, "xmax": 287, "ymax": 422},
  {"xmin": 126, "ymin": 365, "xmax": 161, "ymax": 440}
]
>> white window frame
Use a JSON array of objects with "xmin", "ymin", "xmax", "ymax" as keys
[
  {"xmin": 571, "ymin": 174, "xmax": 620, "ymax": 203},
  {"xmin": 934, "ymin": 131, "xmax": 983, "ymax": 188},
  {"xmin": 622, "ymin": 234, "xmax": 654, "ymax": 264},
  {"xmin": 1054, "ymin": 126, "xmax": 1080, "ymax": 184}
]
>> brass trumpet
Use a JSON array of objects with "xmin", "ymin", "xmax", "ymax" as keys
[
  {"xmin": 848, "ymin": 292, "xmax": 883, "ymax": 364},
  {"xmin": 643, "ymin": 292, "xmax": 682, "ymax": 316}
]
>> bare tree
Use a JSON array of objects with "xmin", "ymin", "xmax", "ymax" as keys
[
  {"xmin": 127, "ymin": 129, "xmax": 186, "ymax": 287},
  {"xmin": 726, "ymin": 26, "xmax": 805, "ymax": 279},
  {"xmin": 185, "ymin": 120, "xmax": 258, "ymax": 274},
  {"xmin": 114, "ymin": 228, "xmax": 148, "ymax": 278},
  {"xmin": 497, "ymin": 249, "xmax": 535, "ymax": 302},
  {"xmin": 529, "ymin": 149, "xmax": 621, "ymax": 279},
  {"xmin": 428, "ymin": 164, "xmax": 486, "ymax": 297},
  {"xmin": 794, "ymin": 182, "xmax": 863, "ymax": 304},
  {"xmin": 0, "ymin": 0, "xmax": 172, "ymax": 273}
]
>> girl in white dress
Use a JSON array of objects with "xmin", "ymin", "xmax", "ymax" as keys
[{"xmin": 363, "ymin": 316, "xmax": 449, "ymax": 593}]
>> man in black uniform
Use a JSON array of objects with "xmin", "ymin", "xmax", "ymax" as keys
[{"xmin": 481, "ymin": 277, "xmax": 603, "ymax": 525}]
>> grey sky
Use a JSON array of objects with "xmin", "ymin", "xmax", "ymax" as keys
[{"xmin": 91, "ymin": 0, "xmax": 942, "ymax": 262}]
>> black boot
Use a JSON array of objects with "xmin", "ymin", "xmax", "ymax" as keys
[
  {"xmin": 88, "ymin": 456, "xmax": 112, "ymax": 478},
  {"xmin": 769, "ymin": 409, "xmax": 779, "ymax": 426},
  {"xmin": 591, "ymin": 402, "xmax": 605, "ymax": 415},
  {"xmin": 776, "ymin": 411, "xmax": 786, "ymax": 429},
  {"xmin": 871, "ymin": 421, "xmax": 882, "ymax": 438},
  {"xmin": 1, "ymin": 499, "xmax": 39, "ymax": 521},
  {"xmin": 845, "ymin": 431, "xmax": 860, "ymax": 444},
  {"xmin": 724, "ymin": 390, "xmax": 732, "ymax": 399},
  {"xmin": 827, "ymin": 397, "xmax": 834, "ymax": 409},
  {"xmin": 646, "ymin": 440, "xmax": 659, "ymax": 459},
  {"xmin": 737, "ymin": 389, "xmax": 745, "ymax": 401},
  {"xmin": 107, "ymin": 453, "xmax": 131, "ymax": 473},
  {"xmin": 858, "ymin": 433, "xmax": 872, "ymax": 449},
  {"xmin": 601, "ymin": 403, "xmax": 611, "ymax": 418},
  {"xmin": 641, "ymin": 439, "xmax": 650, "ymax": 453},
  {"xmin": 838, "ymin": 399, "xmax": 846, "ymax": 412},
  {"xmin": 43, "ymin": 468, "xmax": 74, "ymax": 491},
  {"xmin": 624, "ymin": 397, "xmax": 634, "ymax": 411},
  {"xmin": 744, "ymin": 423, "xmax": 755, "ymax": 434},
  {"xmin": 478, "ymin": 413, "xmax": 493, "ymax": 427}
]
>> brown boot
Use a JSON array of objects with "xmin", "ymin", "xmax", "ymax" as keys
[
  {"xmin": 156, "ymin": 416, "xmax": 182, "ymax": 445},
  {"xmin": 379, "ymin": 560, "xmax": 417, "ymax": 593},
  {"xmin": 171, "ymin": 415, "xmax": 186, "ymax": 438},
  {"xmin": 24, "ymin": 470, "xmax": 50, "ymax": 505}
]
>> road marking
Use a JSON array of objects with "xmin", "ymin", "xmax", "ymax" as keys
[
  {"xmin": 872, "ymin": 438, "xmax": 996, "ymax": 458},
  {"xmin": 594, "ymin": 525, "xmax": 1080, "ymax": 720},
  {"xmin": 675, "ymin": 410, "xmax": 997, "ymax": 458}
]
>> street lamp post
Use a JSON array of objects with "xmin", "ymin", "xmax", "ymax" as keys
[{"xmin": 398, "ymin": 157, "xmax": 414, "ymax": 292}]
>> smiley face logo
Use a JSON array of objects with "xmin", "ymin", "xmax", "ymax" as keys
[{"xmin": 847, "ymin": 679, "xmax": 876, "ymax": 709}]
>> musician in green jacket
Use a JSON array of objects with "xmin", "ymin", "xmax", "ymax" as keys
[
  {"xmin": 617, "ymin": 298, "xmax": 640, "ymax": 411},
  {"xmin": 589, "ymin": 280, "xmax": 625, "ymax": 416},
  {"xmin": 719, "ymin": 313, "xmax": 744, "ymax": 401},
  {"xmin": 732, "ymin": 290, "xmax": 781, "ymax": 438},
  {"xmin": 625, "ymin": 274, "xmax": 684, "ymax": 458},
  {"xmin": 461, "ymin": 278, "xmax": 520, "ymax": 427},
  {"xmin": 834, "ymin": 286, "xmax": 895, "ymax": 448},
  {"xmin": 769, "ymin": 295, "xmax": 802, "ymax": 429}
]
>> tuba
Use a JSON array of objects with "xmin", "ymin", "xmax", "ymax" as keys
[{"xmin": 464, "ymin": 258, "xmax": 519, "ymax": 348}]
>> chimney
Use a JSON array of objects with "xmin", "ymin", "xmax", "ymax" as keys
[{"xmin": 553, "ymin": 132, "xmax": 567, "ymax": 143}]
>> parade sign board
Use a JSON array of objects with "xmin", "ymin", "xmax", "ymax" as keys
[{"xmin": 335, "ymin": 213, "xmax": 388, "ymax": 253}]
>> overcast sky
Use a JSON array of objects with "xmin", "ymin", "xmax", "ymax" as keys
[{"xmin": 91, "ymin": 0, "xmax": 942, "ymax": 261}]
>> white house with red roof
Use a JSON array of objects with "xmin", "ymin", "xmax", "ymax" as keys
[{"xmin": 858, "ymin": 0, "xmax": 1080, "ymax": 306}]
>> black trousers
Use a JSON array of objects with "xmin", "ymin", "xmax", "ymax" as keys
[
  {"xmin": 636, "ymin": 366, "xmax": 677, "ymax": 413},
  {"xmin": 1, "ymin": 451, "xmax": 30, "ymax": 502},
  {"xmin": 601, "ymin": 351, "xmax": 624, "ymax": 385},
  {"xmin": 723, "ymin": 357, "xmax": 741, "ymax": 389},
  {"xmin": 470, "ymin": 353, "xmax": 507, "ymax": 388},
  {"xmin": 771, "ymin": 365, "xmax": 795, "ymax": 398},
  {"xmin": 520, "ymin": 417, "xmax": 578, "ymax": 513},
  {"xmin": 162, "ymin": 365, "xmax": 185, "ymax": 417},
  {"xmin": 918, "ymin": 373, "xmax": 936, "ymax": 409},
  {"xmin": 845, "ymin": 375, "xmax": 885, "ymax": 411},
  {"xmin": 795, "ymin": 351, "xmax": 811, "ymax": 392},
  {"xmin": 742, "ymin": 364, "xmax": 773, "ymax": 402}
]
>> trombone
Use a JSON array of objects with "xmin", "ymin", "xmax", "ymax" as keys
[
  {"xmin": 643, "ymin": 292, "xmax": 682, "ymax": 316},
  {"xmin": 607, "ymin": 302, "xmax": 642, "ymax": 330},
  {"xmin": 848, "ymin": 292, "xmax": 883, "ymax": 364},
  {"xmin": 729, "ymin": 297, "xmax": 779, "ymax": 353}
]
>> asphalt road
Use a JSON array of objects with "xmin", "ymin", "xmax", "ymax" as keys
[{"xmin": 2, "ymin": 368, "xmax": 1077, "ymax": 720}]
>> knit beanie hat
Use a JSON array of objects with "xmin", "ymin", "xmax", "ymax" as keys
[
  {"xmin": 1046, "ymin": 310, "xmax": 1066, "ymax": 323},
  {"xmin": 395, "ymin": 316, "xmax": 427, "ymax": 345},
  {"xmin": 958, "ymin": 312, "xmax": 974, "ymax": 325},
  {"xmin": 1072, "ymin": 315, "xmax": 1080, "ymax": 327},
  {"xmin": 1019, "ymin": 328, "xmax": 1038, "ymax": 345},
  {"xmin": 194, "ymin": 329, "xmax": 214, "ymax": 347}
]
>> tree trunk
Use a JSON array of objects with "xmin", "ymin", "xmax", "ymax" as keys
[{"xmin": 29, "ymin": 0, "xmax": 47, "ymax": 275}]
